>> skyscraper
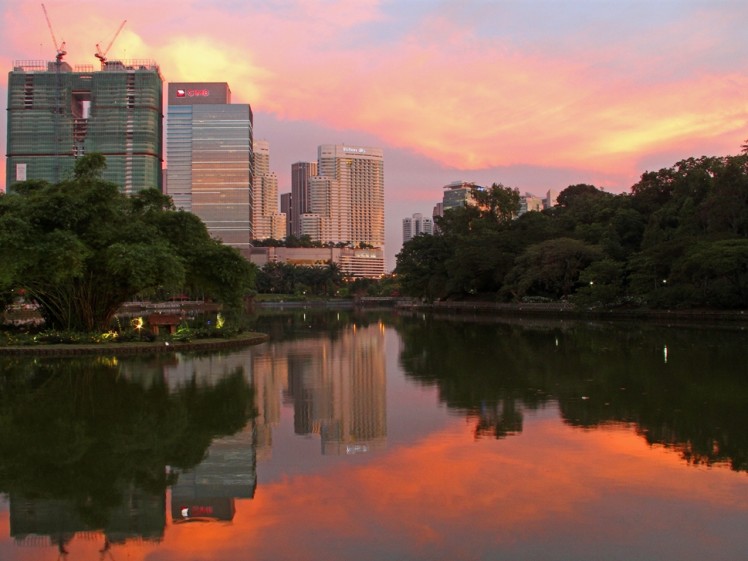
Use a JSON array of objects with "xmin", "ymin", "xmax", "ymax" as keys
[
  {"xmin": 6, "ymin": 59, "xmax": 163, "ymax": 192},
  {"xmin": 166, "ymin": 82, "xmax": 253, "ymax": 250},
  {"xmin": 280, "ymin": 192, "xmax": 292, "ymax": 238},
  {"xmin": 402, "ymin": 213, "xmax": 434, "ymax": 243},
  {"xmin": 301, "ymin": 145, "xmax": 384, "ymax": 248},
  {"xmin": 442, "ymin": 180, "xmax": 481, "ymax": 211},
  {"xmin": 290, "ymin": 161, "xmax": 317, "ymax": 238},
  {"xmin": 252, "ymin": 139, "xmax": 285, "ymax": 241}
]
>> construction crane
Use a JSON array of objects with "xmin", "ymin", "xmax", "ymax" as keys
[
  {"xmin": 41, "ymin": 3, "xmax": 66, "ymax": 62},
  {"xmin": 41, "ymin": 3, "xmax": 66, "ymax": 183},
  {"xmin": 95, "ymin": 20, "xmax": 127, "ymax": 68}
]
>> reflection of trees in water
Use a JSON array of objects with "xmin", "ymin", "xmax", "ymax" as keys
[
  {"xmin": 0, "ymin": 355, "xmax": 255, "ymax": 537},
  {"xmin": 396, "ymin": 315, "xmax": 748, "ymax": 472}
]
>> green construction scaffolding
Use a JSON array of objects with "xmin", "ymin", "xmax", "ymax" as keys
[{"xmin": 6, "ymin": 60, "xmax": 163, "ymax": 193}]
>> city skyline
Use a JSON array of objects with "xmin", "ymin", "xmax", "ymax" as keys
[{"xmin": 1, "ymin": 1, "xmax": 747, "ymax": 270}]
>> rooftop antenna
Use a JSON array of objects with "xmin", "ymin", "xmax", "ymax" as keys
[
  {"xmin": 95, "ymin": 19, "xmax": 127, "ymax": 68},
  {"xmin": 41, "ymin": 3, "xmax": 66, "ymax": 62}
]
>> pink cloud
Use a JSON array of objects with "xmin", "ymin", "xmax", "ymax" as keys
[{"xmin": 2, "ymin": 0, "xmax": 746, "ymax": 204}]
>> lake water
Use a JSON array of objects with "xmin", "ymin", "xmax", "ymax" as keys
[{"xmin": 0, "ymin": 309, "xmax": 746, "ymax": 561}]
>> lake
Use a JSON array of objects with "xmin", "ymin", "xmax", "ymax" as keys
[{"xmin": 0, "ymin": 309, "xmax": 746, "ymax": 561}]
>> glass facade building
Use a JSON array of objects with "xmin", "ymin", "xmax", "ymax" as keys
[
  {"xmin": 166, "ymin": 83, "xmax": 253, "ymax": 250},
  {"xmin": 6, "ymin": 59, "xmax": 163, "ymax": 192}
]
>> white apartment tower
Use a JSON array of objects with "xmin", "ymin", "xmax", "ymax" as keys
[
  {"xmin": 252, "ymin": 139, "xmax": 286, "ymax": 241},
  {"xmin": 403, "ymin": 213, "xmax": 434, "ymax": 243},
  {"xmin": 302, "ymin": 145, "xmax": 384, "ymax": 248}
]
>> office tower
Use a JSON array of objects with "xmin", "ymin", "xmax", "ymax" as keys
[
  {"xmin": 545, "ymin": 189, "xmax": 558, "ymax": 209},
  {"xmin": 280, "ymin": 192, "xmax": 292, "ymax": 238},
  {"xmin": 442, "ymin": 180, "xmax": 481, "ymax": 211},
  {"xmin": 166, "ymin": 82, "xmax": 253, "ymax": 250},
  {"xmin": 6, "ymin": 59, "xmax": 163, "ymax": 192},
  {"xmin": 402, "ymin": 213, "xmax": 433, "ymax": 243},
  {"xmin": 302, "ymin": 145, "xmax": 384, "ymax": 248},
  {"xmin": 252, "ymin": 139, "xmax": 284, "ymax": 241},
  {"xmin": 290, "ymin": 161, "xmax": 317, "ymax": 237},
  {"xmin": 518, "ymin": 193, "xmax": 543, "ymax": 216},
  {"xmin": 432, "ymin": 202, "xmax": 443, "ymax": 234}
]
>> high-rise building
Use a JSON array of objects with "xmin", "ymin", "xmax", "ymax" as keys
[
  {"xmin": 290, "ymin": 161, "xmax": 317, "ymax": 238},
  {"xmin": 6, "ymin": 59, "xmax": 163, "ymax": 192},
  {"xmin": 252, "ymin": 139, "xmax": 285, "ymax": 241},
  {"xmin": 280, "ymin": 192, "xmax": 292, "ymax": 238},
  {"xmin": 301, "ymin": 145, "xmax": 384, "ymax": 248},
  {"xmin": 442, "ymin": 180, "xmax": 481, "ymax": 211},
  {"xmin": 545, "ymin": 189, "xmax": 558, "ymax": 209},
  {"xmin": 518, "ymin": 192, "xmax": 543, "ymax": 216},
  {"xmin": 402, "ymin": 213, "xmax": 434, "ymax": 243},
  {"xmin": 166, "ymin": 82, "xmax": 253, "ymax": 250}
]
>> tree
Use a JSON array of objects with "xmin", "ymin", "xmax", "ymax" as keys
[
  {"xmin": 395, "ymin": 234, "xmax": 452, "ymax": 300},
  {"xmin": 472, "ymin": 183, "xmax": 520, "ymax": 225},
  {"xmin": 0, "ymin": 154, "xmax": 254, "ymax": 331},
  {"xmin": 502, "ymin": 238, "xmax": 603, "ymax": 299}
]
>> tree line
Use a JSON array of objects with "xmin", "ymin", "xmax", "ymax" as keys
[
  {"xmin": 0, "ymin": 154, "xmax": 255, "ymax": 331},
  {"xmin": 395, "ymin": 146, "xmax": 748, "ymax": 309}
]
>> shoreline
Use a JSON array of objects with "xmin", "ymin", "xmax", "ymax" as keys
[
  {"xmin": 395, "ymin": 301, "xmax": 748, "ymax": 325},
  {"xmin": 0, "ymin": 332, "xmax": 269, "ymax": 357}
]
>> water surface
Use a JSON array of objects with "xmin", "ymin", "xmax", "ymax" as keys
[{"xmin": 0, "ymin": 310, "xmax": 746, "ymax": 560}]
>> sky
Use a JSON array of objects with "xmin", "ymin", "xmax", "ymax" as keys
[{"xmin": 1, "ymin": 0, "xmax": 747, "ymax": 270}]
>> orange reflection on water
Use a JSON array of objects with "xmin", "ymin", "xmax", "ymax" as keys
[
  {"xmin": 152, "ymin": 412, "xmax": 747, "ymax": 561},
  {"xmin": 4, "ymin": 410, "xmax": 745, "ymax": 560}
]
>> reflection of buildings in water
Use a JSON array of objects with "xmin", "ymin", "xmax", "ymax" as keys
[
  {"xmin": 472, "ymin": 398, "xmax": 524, "ymax": 439},
  {"xmin": 170, "ymin": 423, "xmax": 257, "ymax": 523},
  {"xmin": 9, "ymin": 485, "xmax": 165, "ymax": 550},
  {"xmin": 161, "ymin": 349, "xmax": 254, "ymax": 391},
  {"xmin": 252, "ymin": 349, "xmax": 288, "ymax": 460},
  {"xmin": 253, "ymin": 322, "xmax": 387, "ymax": 456}
]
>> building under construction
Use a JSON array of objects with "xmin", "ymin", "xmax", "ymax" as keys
[{"xmin": 6, "ymin": 59, "xmax": 163, "ymax": 193}]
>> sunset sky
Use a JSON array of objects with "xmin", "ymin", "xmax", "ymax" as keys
[{"xmin": 2, "ymin": 0, "xmax": 747, "ymax": 268}]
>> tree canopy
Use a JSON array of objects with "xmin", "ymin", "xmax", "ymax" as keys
[
  {"xmin": 395, "ymin": 147, "xmax": 748, "ymax": 309},
  {"xmin": 0, "ymin": 154, "xmax": 255, "ymax": 331}
]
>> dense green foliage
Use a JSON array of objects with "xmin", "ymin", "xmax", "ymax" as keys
[
  {"xmin": 396, "ymin": 153, "xmax": 748, "ymax": 309},
  {"xmin": 0, "ymin": 154, "xmax": 256, "ymax": 331},
  {"xmin": 255, "ymin": 262, "xmax": 400, "ymax": 298}
]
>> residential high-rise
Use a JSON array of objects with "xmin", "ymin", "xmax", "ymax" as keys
[
  {"xmin": 252, "ymin": 140, "xmax": 285, "ymax": 241},
  {"xmin": 166, "ymin": 82, "xmax": 253, "ymax": 250},
  {"xmin": 402, "ymin": 213, "xmax": 434, "ymax": 243},
  {"xmin": 301, "ymin": 145, "xmax": 384, "ymax": 248},
  {"xmin": 6, "ymin": 59, "xmax": 163, "ymax": 192},
  {"xmin": 290, "ymin": 161, "xmax": 317, "ymax": 238}
]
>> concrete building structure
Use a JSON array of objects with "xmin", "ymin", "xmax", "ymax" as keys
[
  {"xmin": 249, "ymin": 246, "xmax": 385, "ymax": 278},
  {"xmin": 290, "ymin": 161, "xmax": 317, "ymax": 238},
  {"xmin": 252, "ymin": 139, "xmax": 285, "ymax": 241},
  {"xmin": 300, "ymin": 145, "xmax": 384, "ymax": 249},
  {"xmin": 166, "ymin": 82, "xmax": 253, "ymax": 249},
  {"xmin": 6, "ymin": 58, "xmax": 163, "ymax": 192},
  {"xmin": 402, "ymin": 212, "xmax": 434, "ymax": 243},
  {"xmin": 518, "ymin": 192, "xmax": 544, "ymax": 216},
  {"xmin": 280, "ymin": 192, "xmax": 292, "ymax": 238},
  {"xmin": 545, "ymin": 189, "xmax": 559, "ymax": 209},
  {"xmin": 442, "ymin": 180, "xmax": 481, "ymax": 211}
]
